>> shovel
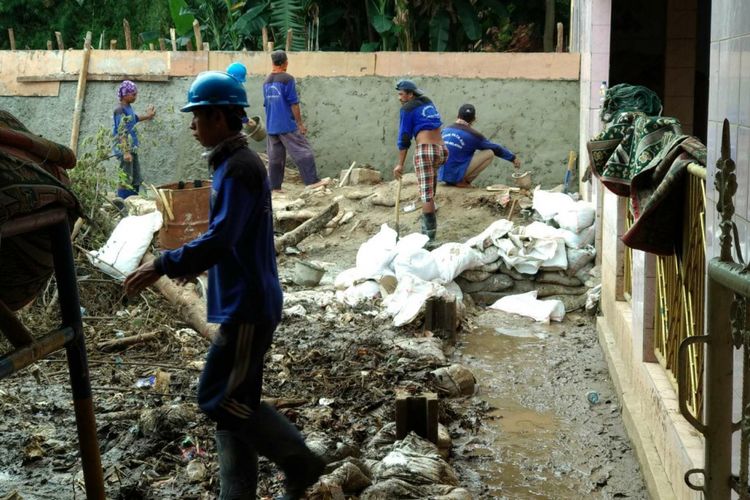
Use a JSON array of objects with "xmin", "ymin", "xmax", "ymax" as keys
[{"xmin": 394, "ymin": 177, "xmax": 403, "ymax": 240}]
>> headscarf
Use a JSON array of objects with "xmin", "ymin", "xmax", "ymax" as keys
[{"xmin": 117, "ymin": 80, "xmax": 138, "ymax": 100}]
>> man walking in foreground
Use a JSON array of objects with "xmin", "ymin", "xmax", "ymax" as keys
[
  {"xmin": 392, "ymin": 79, "xmax": 447, "ymax": 243},
  {"xmin": 439, "ymin": 104, "xmax": 521, "ymax": 187},
  {"xmin": 124, "ymin": 71, "xmax": 324, "ymax": 500},
  {"xmin": 263, "ymin": 50, "xmax": 328, "ymax": 192}
]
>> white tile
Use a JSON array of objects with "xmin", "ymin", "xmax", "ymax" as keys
[
  {"xmin": 705, "ymin": 189, "xmax": 718, "ymax": 261},
  {"xmin": 730, "ymin": 0, "xmax": 750, "ymax": 39},
  {"xmin": 718, "ymin": 40, "xmax": 741, "ymax": 125},
  {"xmin": 711, "ymin": 0, "xmax": 725, "ymax": 41},
  {"xmin": 706, "ymin": 120, "xmax": 720, "ymax": 182},
  {"xmin": 591, "ymin": 52, "xmax": 610, "ymax": 84},
  {"xmin": 737, "ymin": 126, "xmax": 750, "ymax": 221},
  {"xmin": 709, "ymin": 42, "xmax": 720, "ymax": 121},
  {"xmin": 591, "ymin": 24, "xmax": 611, "ymax": 55},
  {"xmin": 740, "ymin": 36, "xmax": 750, "ymax": 127},
  {"xmin": 592, "ymin": 0, "xmax": 612, "ymax": 27}
]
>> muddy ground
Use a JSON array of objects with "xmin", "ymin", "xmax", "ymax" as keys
[{"xmin": 0, "ymin": 171, "xmax": 646, "ymax": 499}]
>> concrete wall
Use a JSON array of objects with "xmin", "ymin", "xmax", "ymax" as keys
[{"xmin": 0, "ymin": 51, "xmax": 579, "ymax": 188}]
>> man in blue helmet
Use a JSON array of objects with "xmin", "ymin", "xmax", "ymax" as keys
[
  {"xmin": 227, "ymin": 62, "xmax": 247, "ymax": 83},
  {"xmin": 392, "ymin": 79, "xmax": 447, "ymax": 243},
  {"xmin": 263, "ymin": 50, "xmax": 328, "ymax": 192},
  {"xmin": 124, "ymin": 71, "xmax": 324, "ymax": 500},
  {"xmin": 439, "ymin": 104, "xmax": 521, "ymax": 187}
]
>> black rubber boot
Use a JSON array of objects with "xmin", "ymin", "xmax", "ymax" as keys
[
  {"xmin": 421, "ymin": 212, "xmax": 437, "ymax": 243},
  {"xmin": 215, "ymin": 430, "xmax": 258, "ymax": 500}
]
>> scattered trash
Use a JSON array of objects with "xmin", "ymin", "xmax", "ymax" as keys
[
  {"xmin": 134, "ymin": 375, "xmax": 156, "ymax": 389},
  {"xmin": 293, "ymin": 260, "xmax": 326, "ymax": 287},
  {"xmin": 489, "ymin": 290, "xmax": 566, "ymax": 323},
  {"xmin": 319, "ymin": 398, "xmax": 335, "ymax": 406},
  {"xmin": 185, "ymin": 459, "xmax": 207, "ymax": 482},
  {"xmin": 402, "ymin": 202, "xmax": 417, "ymax": 213},
  {"xmin": 586, "ymin": 391, "xmax": 600, "ymax": 405},
  {"xmin": 429, "ymin": 364, "xmax": 476, "ymax": 397}
]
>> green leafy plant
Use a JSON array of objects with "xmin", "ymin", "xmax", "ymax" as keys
[{"xmin": 269, "ymin": 0, "xmax": 306, "ymax": 51}]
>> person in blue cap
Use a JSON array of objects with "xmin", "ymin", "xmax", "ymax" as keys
[
  {"xmin": 226, "ymin": 62, "xmax": 247, "ymax": 83},
  {"xmin": 439, "ymin": 104, "xmax": 521, "ymax": 187},
  {"xmin": 124, "ymin": 71, "xmax": 324, "ymax": 500},
  {"xmin": 392, "ymin": 79, "xmax": 447, "ymax": 243}
]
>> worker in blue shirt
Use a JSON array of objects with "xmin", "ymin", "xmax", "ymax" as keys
[
  {"xmin": 124, "ymin": 71, "xmax": 324, "ymax": 500},
  {"xmin": 392, "ymin": 79, "xmax": 448, "ymax": 242},
  {"xmin": 112, "ymin": 80, "xmax": 155, "ymax": 199},
  {"xmin": 439, "ymin": 104, "xmax": 521, "ymax": 187}
]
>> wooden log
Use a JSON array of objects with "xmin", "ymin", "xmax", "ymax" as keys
[
  {"xmin": 202, "ymin": 42, "xmax": 210, "ymax": 51},
  {"xmin": 274, "ymin": 209, "xmax": 315, "ymax": 222},
  {"xmin": 69, "ymin": 31, "xmax": 92, "ymax": 155},
  {"xmin": 170, "ymin": 28, "xmax": 177, "ymax": 51},
  {"xmin": 55, "ymin": 31, "xmax": 64, "ymax": 50},
  {"xmin": 274, "ymin": 202, "xmax": 338, "ymax": 254},
  {"xmin": 98, "ymin": 32, "xmax": 104, "ymax": 49},
  {"xmin": 267, "ymin": 41, "xmax": 274, "ymax": 52},
  {"xmin": 0, "ymin": 299, "xmax": 34, "ymax": 348},
  {"xmin": 285, "ymin": 28, "xmax": 293, "ymax": 51},
  {"xmin": 97, "ymin": 331, "xmax": 159, "ymax": 352},
  {"xmin": 123, "ymin": 19, "xmax": 132, "ymax": 50},
  {"xmin": 159, "ymin": 38, "xmax": 166, "ymax": 51},
  {"xmin": 110, "ymin": 39, "xmax": 117, "ymax": 50},
  {"xmin": 193, "ymin": 20, "xmax": 202, "ymax": 50},
  {"xmin": 141, "ymin": 254, "xmax": 218, "ymax": 340},
  {"xmin": 262, "ymin": 26, "xmax": 268, "ymax": 51},
  {"xmin": 8, "ymin": 28, "xmax": 15, "ymax": 51},
  {"xmin": 556, "ymin": 22, "xmax": 564, "ymax": 53}
]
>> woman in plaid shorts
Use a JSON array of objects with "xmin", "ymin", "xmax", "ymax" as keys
[{"xmin": 392, "ymin": 79, "xmax": 448, "ymax": 243}]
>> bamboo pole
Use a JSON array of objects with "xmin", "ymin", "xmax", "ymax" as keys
[
  {"xmin": 123, "ymin": 19, "xmax": 132, "ymax": 50},
  {"xmin": 98, "ymin": 32, "xmax": 104, "ymax": 49},
  {"xmin": 170, "ymin": 28, "xmax": 177, "ymax": 51},
  {"xmin": 110, "ymin": 39, "xmax": 117, "ymax": 50},
  {"xmin": 193, "ymin": 20, "xmax": 202, "ymax": 50},
  {"xmin": 8, "ymin": 28, "xmax": 15, "ymax": 50},
  {"xmin": 556, "ymin": 22, "xmax": 564, "ymax": 52},
  {"xmin": 262, "ymin": 26, "xmax": 268, "ymax": 51},
  {"xmin": 285, "ymin": 28, "xmax": 293, "ymax": 51},
  {"xmin": 47, "ymin": 40, "xmax": 53, "ymax": 50},
  {"xmin": 69, "ymin": 32, "xmax": 92, "ymax": 156},
  {"xmin": 267, "ymin": 41, "xmax": 274, "ymax": 52},
  {"xmin": 55, "ymin": 31, "xmax": 64, "ymax": 50}
]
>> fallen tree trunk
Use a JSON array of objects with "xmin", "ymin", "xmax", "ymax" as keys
[
  {"xmin": 274, "ymin": 201, "xmax": 339, "ymax": 254},
  {"xmin": 142, "ymin": 253, "xmax": 218, "ymax": 340},
  {"xmin": 97, "ymin": 331, "xmax": 160, "ymax": 352}
]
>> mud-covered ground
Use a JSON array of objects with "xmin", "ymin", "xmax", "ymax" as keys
[{"xmin": 0, "ymin": 174, "xmax": 646, "ymax": 499}]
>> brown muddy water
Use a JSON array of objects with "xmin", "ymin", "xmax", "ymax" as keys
[{"xmin": 450, "ymin": 309, "xmax": 648, "ymax": 499}]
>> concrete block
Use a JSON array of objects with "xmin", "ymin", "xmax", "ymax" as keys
[{"xmin": 342, "ymin": 167, "xmax": 382, "ymax": 185}]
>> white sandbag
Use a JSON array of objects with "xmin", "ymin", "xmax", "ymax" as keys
[
  {"xmin": 430, "ymin": 243, "xmax": 484, "ymax": 284},
  {"xmin": 519, "ymin": 221, "xmax": 564, "ymax": 240},
  {"xmin": 553, "ymin": 200, "xmax": 596, "ymax": 232},
  {"xmin": 394, "ymin": 232, "xmax": 429, "ymax": 254},
  {"xmin": 479, "ymin": 245, "xmax": 500, "ymax": 265},
  {"xmin": 355, "ymin": 224, "xmax": 398, "ymax": 278},
  {"xmin": 558, "ymin": 225, "xmax": 596, "ymax": 249},
  {"xmin": 334, "ymin": 267, "xmax": 370, "ymax": 290},
  {"xmin": 532, "ymin": 189, "xmax": 576, "ymax": 220},
  {"xmin": 336, "ymin": 280, "xmax": 382, "ymax": 307},
  {"xmin": 495, "ymin": 238, "xmax": 543, "ymax": 275},
  {"xmin": 393, "ymin": 248, "xmax": 440, "ymax": 282},
  {"xmin": 566, "ymin": 246, "xmax": 597, "ymax": 275},
  {"xmin": 383, "ymin": 274, "xmax": 445, "ymax": 326},
  {"xmin": 465, "ymin": 219, "xmax": 514, "ymax": 249},
  {"xmin": 87, "ymin": 211, "xmax": 163, "ymax": 280},
  {"xmin": 489, "ymin": 290, "xmax": 566, "ymax": 323},
  {"xmin": 540, "ymin": 239, "xmax": 568, "ymax": 270}
]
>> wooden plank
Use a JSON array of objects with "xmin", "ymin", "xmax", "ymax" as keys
[
  {"xmin": 110, "ymin": 39, "xmax": 117, "ymax": 50},
  {"xmin": 193, "ymin": 20, "xmax": 202, "ymax": 50},
  {"xmin": 8, "ymin": 28, "xmax": 15, "ymax": 51},
  {"xmin": 170, "ymin": 28, "xmax": 177, "ymax": 51},
  {"xmin": 69, "ymin": 32, "xmax": 92, "ymax": 155},
  {"xmin": 55, "ymin": 31, "xmax": 64, "ymax": 50},
  {"xmin": 262, "ymin": 26, "xmax": 268, "ymax": 52},
  {"xmin": 18, "ymin": 73, "xmax": 170, "ymax": 82},
  {"xmin": 285, "ymin": 28, "xmax": 293, "ymax": 52},
  {"xmin": 123, "ymin": 19, "xmax": 132, "ymax": 50},
  {"xmin": 424, "ymin": 392, "xmax": 439, "ymax": 444}
]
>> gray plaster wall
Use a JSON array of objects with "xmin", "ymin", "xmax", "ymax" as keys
[{"xmin": 0, "ymin": 77, "xmax": 579, "ymax": 188}]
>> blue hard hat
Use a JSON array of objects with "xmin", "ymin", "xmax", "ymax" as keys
[
  {"xmin": 395, "ymin": 79, "xmax": 423, "ymax": 95},
  {"xmin": 181, "ymin": 71, "xmax": 249, "ymax": 112},
  {"xmin": 226, "ymin": 62, "xmax": 247, "ymax": 83}
]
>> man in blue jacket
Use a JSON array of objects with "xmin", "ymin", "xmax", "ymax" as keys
[
  {"xmin": 124, "ymin": 71, "xmax": 323, "ymax": 500},
  {"xmin": 263, "ymin": 50, "xmax": 328, "ymax": 192},
  {"xmin": 392, "ymin": 79, "xmax": 448, "ymax": 242},
  {"xmin": 439, "ymin": 104, "xmax": 521, "ymax": 187}
]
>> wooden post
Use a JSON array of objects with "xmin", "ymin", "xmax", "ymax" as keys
[
  {"xmin": 8, "ymin": 28, "xmax": 15, "ymax": 50},
  {"xmin": 159, "ymin": 38, "xmax": 166, "ymax": 51},
  {"xmin": 110, "ymin": 39, "xmax": 117, "ymax": 50},
  {"xmin": 123, "ymin": 19, "xmax": 132, "ymax": 50},
  {"xmin": 262, "ymin": 26, "xmax": 269, "ymax": 51},
  {"xmin": 69, "ymin": 32, "xmax": 92, "ymax": 156},
  {"xmin": 98, "ymin": 32, "xmax": 104, "ymax": 49},
  {"xmin": 47, "ymin": 40, "xmax": 53, "ymax": 50},
  {"xmin": 423, "ymin": 296, "xmax": 457, "ymax": 345},
  {"xmin": 395, "ymin": 392, "xmax": 439, "ymax": 444},
  {"xmin": 149, "ymin": 43, "xmax": 155, "ymax": 51},
  {"xmin": 202, "ymin": 42, "xmax": 210, "ymax": 51},
  {"xmin": 193, "ymin": 19, "xmax": 202, "ymax": 50},
  {"xmin": 267, "ymin": 41, "xmax": 274, "ymax": 52},
  {"xmin": 285, "ymin": 28, "xmax": 293, "ymax": 52},
  {"xmin": 170, "ymin": 28, "xmax": 177, "ymax": 51},
  {"xmin": 186, "ymin": 39, "xmax": 194, "ymax": 51},
  {"xmin": 556, "ymin": 22, "xmax": 564, "ymax": 52},
  {"xmin": 55, "ymin": 31, "xmax": 64, "ymax": 50}
]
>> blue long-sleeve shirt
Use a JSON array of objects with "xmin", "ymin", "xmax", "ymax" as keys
[
  {"xmin": 112, "ymin": 104, "xmax": 139, "ymax": 157},
  {"xmin": 397, "ymin": 96, "xmax": 442, "ymax": 150},
  {"xmin": 155, "ymin": 147, "xmax": 282, "ymax": 326},
  {"xmin": 439, "ymin": 122, "xmax": 516, "ymax": 183},
  {"xmin": 263, "ymin": 72, "xmax": 299, "ymax": 135}
]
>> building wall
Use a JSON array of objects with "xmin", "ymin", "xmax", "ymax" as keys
[{"xmin": 0, "ymin": 51, "xmax": 580, "ymax": 188}]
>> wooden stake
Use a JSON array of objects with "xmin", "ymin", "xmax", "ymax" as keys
[
  {"xmin": 556, "ymin": 22, "xmax": 564, "ymax": 52},
  {"xmin": 149, "ymin": 43, "xmax": 154, "ymax": 51},
  {"xmin": 193, "ymin": 19, "xmax": 202, "ymax": 50},
  {"xmin": 69, "ymin": 32, "xmax": 92, "ymax": 155},
  {"xmin": 47, "ymin": 40, "xmax": 53, "ymax": 50},
  {"xmin": 123, "ymin": 19, "xmax": 132, "ymax": 50},
  {"xmin": 158, "ymin": 38, "xmax": 166, "ymax": 51},
  {"xmin": 8, "ymin": 28, "xmax": 15, "ymax": 50},
  {"xmin": 186, "ymin": 39, "xmax": 193, "ymax": 51},
  {"xmin": 110, "ymin": 39, "xmax": 117, "ymax": 50},
  {"xmin": 55, "ymin": 31, "xmax": 64, "ymax": 50},
  {"xmin": 98, "ymin": 32, "xmax": 104, "ymax": 49},
  {"xmin": 267, "ymin": 41, "xmax": 274, "ymax": 52},
  {"xmin": 285, "ymin": 28, "xmax": 293, "ymax": 51},
  {"xmin": 262, "ymin": 26, "xmax": 268, "ymax": 51},
  {"xmin": 202, "ymin": 42, "xmax": 210, "ymax": 51},
  {"xmin": 170, "ymin": 28, "xmax": 177, "ymax": 51}
]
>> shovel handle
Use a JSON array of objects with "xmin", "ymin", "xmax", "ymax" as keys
[{"xmin": 394, "ymin": 177, "xmax": 403, "ymax": 230}]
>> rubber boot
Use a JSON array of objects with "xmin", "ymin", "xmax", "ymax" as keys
[
  {"xmin": 215, "ymin": 430, "xmax": 258, "ymax": 500},
  {"xmin": 244, "ymin": 402, "xmax": 325, "ymax": 500},
  {"xmin": 421, "ymin": 212, "xmax": 437, "ymax": 243}
]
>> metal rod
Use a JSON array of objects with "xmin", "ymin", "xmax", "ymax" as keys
[
  {"xmin": 0, "ymin": 327, "xmax": 73, "ymax": 379},
  {"xmin": 50, "ymin": 219, "xmax": 105, "ymax": 499},
  {"xmin": 709, "ymin": 260, "xmax": 750, "ymax": 298}
]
